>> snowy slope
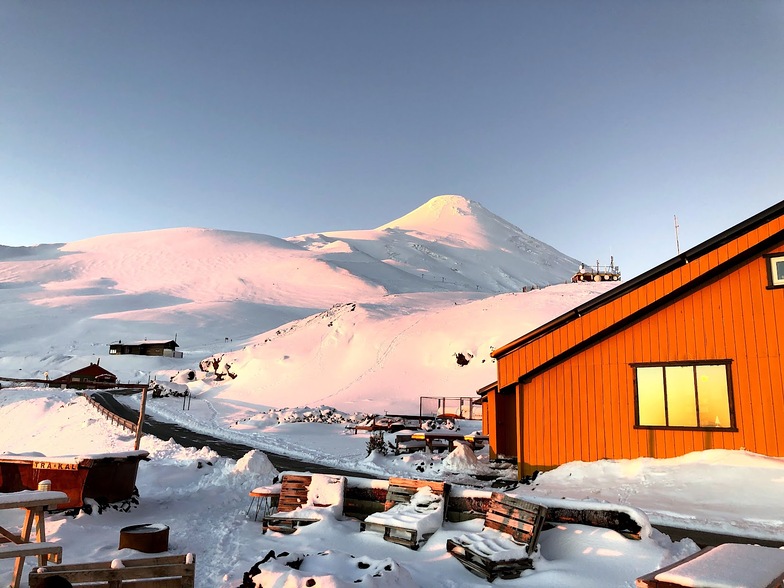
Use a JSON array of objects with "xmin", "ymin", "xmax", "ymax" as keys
[
  {"xmin": 201, "ymin": 284, "xmax": 612, "ymax": 415},
  {"xmin": 0, "ymin": 195, "xmax": 594, "ymax": 413},
  {"xmin": 292, "ymin": 195, "xmax": 580, "ymax": 294}
]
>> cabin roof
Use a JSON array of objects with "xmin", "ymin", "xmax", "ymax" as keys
[
  {"xmin": 55, "ymin": 363, "xmax": 117, "ymax": 381},
  {"xmin": 491, "ymin": 199, "xmax": 784, "ymax": 361},
  {"xmin": 111, "ymin": 339, "xmax": 178, "ymax": 347}
]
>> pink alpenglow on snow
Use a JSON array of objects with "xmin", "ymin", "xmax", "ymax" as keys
[
  {"xmin": 248, "ymin": 550, "xmax": 416, "ymax": 588},
  {"xmin": 654, "ymin": 544, "xmax": 784, "ymax": 588}
]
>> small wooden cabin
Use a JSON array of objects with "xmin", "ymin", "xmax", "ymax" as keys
[
  {"xmin": 486, "ymin": 200, "xmax": 784, "ymax": 478},
  {"xmin": 109, "ymin": 339, "xmax": 182, "ymax": 358},
  {"xmin": 49, "ymin": 363, "xmax": 118, "ymax": 389}
]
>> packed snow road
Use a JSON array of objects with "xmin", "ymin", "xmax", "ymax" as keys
[
  {"xmin": 91, "ymin": 391, "xmax": 373, "ymax": 479},
  {"xmin": 90, "ymin": 392, "xmax": 784, "ymax": 550}
]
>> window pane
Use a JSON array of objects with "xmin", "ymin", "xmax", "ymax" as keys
[
  {"xmin": 637, "ymin": 367, "xmax": 666, "ymax": 426},
  {"xmin": 696, "ymin": 365, "xmax": 731, "ymax": 427},
  {"xmin": 776, "ymin": 260, "xmax": 784, "ymax": 282},
  {"xmin": 665, "ymin": 366, "xmax": 698, "ymax": 427}
]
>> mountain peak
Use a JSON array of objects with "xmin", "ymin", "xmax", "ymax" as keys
[{"xmin": 376, "ymin": 195, "xmax": 486, "ymax": 236}]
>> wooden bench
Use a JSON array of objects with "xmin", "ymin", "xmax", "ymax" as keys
[
  {"xmin": 446, "ymin": 492, "xmax": 547, "ymax": 582},
  {"xmin": 28, "ymin": 553, "xmax": 195, "ymax": 588},
  {"xmin": 360, "ymin": 477, "xmax": 450, "ymax": 550},
  {"xmin": 262, "ymin": 474, "xmax": 345, "ymax": 534}
]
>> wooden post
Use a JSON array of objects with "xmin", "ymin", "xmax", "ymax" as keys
[{"xmin": 134, "ymin": 384, "xmax": 148, "ymax": 451}]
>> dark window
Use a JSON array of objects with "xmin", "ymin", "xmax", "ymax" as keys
[{"xmin": 633, "ymin": 362, "xmax": 734, "ymax": 429}]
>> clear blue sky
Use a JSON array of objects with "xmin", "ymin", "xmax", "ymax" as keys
[{"xmin": 2, "ymin": 1, "xmax": 783, "ymax": 279}]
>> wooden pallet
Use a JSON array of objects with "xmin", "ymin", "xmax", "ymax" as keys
[
  {"xmin": 262, "ymin": 474, "xmax": 345, "ymax": 534},
  {"xmin": 262, "ymin": 474, "xmax": 315, "ymax": 534},
  {"xmin": 360, "ymin": 477, "xmax": 450, "ymax": 550},
  {"xmin": 447, "ymin": 492, "xmax": 547, "ymax": 582}
]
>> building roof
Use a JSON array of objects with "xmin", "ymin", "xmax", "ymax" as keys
[
  {"xmin": 111, "ymin": 339, "xmax": 179, "ymax": 347},
  {"xmin": 491, "ymin": 199, "xmax": 784, "ymax": 373},
  {"xmin": 55, "ymin": 363, "xmax": 117, "ymax": 381}
]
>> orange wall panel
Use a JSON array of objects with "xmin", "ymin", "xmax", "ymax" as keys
[
  {"xmin": 514, "ymin": 251, "xmax": 784, "ymax": 474},
  {"xmin": 499, "ymin": 218, "xmax": 784, "ymax": 476}
]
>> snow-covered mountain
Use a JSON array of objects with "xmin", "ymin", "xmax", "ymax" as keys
[{"xmin": 0, "ymin": 194, "xmax": 606, "ymax": 414}]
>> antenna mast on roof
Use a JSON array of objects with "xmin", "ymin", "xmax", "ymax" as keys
[{"xmin": 674, "ymin": 215, "xmax": 680, "ymax": 254}]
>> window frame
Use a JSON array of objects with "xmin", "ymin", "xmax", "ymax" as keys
[
  {"xmin": 764, "ymin": 253, "xmax": 784, "ymax": 289},
  {"xmin": 632, "ymin": 360, "xmax": 737, "ymax": 431}
]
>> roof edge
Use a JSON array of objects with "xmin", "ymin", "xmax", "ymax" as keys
[
  {"xmin": 517, "ymin": 226, "xmax": 784, "ymax": 383},
  {"xmin": 491, "ymin": 199, "xmax": 784, "ymax": 359}
]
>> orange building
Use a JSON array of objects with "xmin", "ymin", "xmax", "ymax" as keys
[{"xmin": 483, "ymin": 200, "xmax": 784, "ymax": 479}]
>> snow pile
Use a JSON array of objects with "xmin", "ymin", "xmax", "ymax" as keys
[
  {"xmin": 233, "ymin": 450, "xmax": 278, "ymax": 479},
  {"xmin": 306, "ymin": 474, "xmax": 345, "ymax": 512},
  {"xmin": 248, "ymin": 550, "xmax": 416, "ymax": 588},
  {"xmin": 236, "ymin": 406, "xmax": 364, "ymax": 428},
  {"xmin": 441, "ymin": 442, "xmax": 494, "ymax": 476},
  {"xmin": 527, "ymin": 450, "xmax": 784, "ymax": 540},
  {"xmin": 448, "ymin": 528, "xmax": 534, "ymax": 563},
  {"xmin": 151, "ymin": 381, "xmax": 189, "ymax": 398}
]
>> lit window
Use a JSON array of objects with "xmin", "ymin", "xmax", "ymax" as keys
[
  {"xmin": 634, "ymin": 362, "xmax": 733, "ymax": 429},
  {"xmin": 767, "ymin": 254, "xmax": 784, "ymax": 288}
]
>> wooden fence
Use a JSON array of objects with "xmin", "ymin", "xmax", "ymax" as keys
[{"xmin": 80, "ymin": 393, "xmax": 138, "ymax": 433}]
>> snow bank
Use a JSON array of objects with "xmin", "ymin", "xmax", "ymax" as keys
[
  {"xmin": 249, "ymin": 550, "xmax": 415, "ymax": 588},
  {"xmin": 442, "ymin": 442, "xmax": 494, "ymax": 476}
]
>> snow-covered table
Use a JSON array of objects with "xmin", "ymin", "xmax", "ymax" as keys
[
  {"xmin": 247, "ymin": 483, "xmax": 282, "ymax": 521},
  {"xmin": 0, "ymin": 489, "xmax": 69, "ymax": 588},
  {"xmin": 409, "ymin": 431, "xmax": 488, "ymax": 452},
  {"xmin": 636, "ymin": 543, "xmax": 784, "ymax": 588}
]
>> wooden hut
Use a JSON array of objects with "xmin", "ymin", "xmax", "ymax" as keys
[
  {"xmin": 109, "ymin": 339, "xmax": 182, "ymax": 358},
  {"xmin": 487, "ymin": 200, "xmax": 784, "ymax": 478},
  {"xmin": 49, "ymin": 363, "xmax": 117, "ymax": 389}
]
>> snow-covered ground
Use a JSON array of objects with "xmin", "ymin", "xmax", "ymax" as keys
[
  {"xmin": 2, "ymin": 387, "xmax": 784, "ymax": 587},
  {"xmin": 2, "ymin": 196, "xmax": 783, "ymax": 586}
]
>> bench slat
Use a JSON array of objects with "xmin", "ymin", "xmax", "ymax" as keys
[
  {"xmin": 31, "ymin": 554, "xmax": 190, "ymax": 571},
  {"xmin": 276, "ymin": 475, "xmax": 312, "ymax": 513},
  {"xmin": 0, "ymin": 542, "xmax": 62, "ymax": 559},
  {"xmin": 384, "ymin": 478, "xmax": 446, "ymax": 510},
  {"xmin": 28, "ymin": 554, "xmax": 195, "ymax": 588}
]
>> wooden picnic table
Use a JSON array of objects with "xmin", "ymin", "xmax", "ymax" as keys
[
  {"xmin": 0, "ymin": 489, "xmax": 68, "ymax": 588},
  {"xmin": 409, "ymin": 431, "xmax": 489, "ymax": 453}
]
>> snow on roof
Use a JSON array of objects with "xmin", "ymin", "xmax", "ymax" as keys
[
  {"xmin": 115, "ymin": 340, "xmax": 178, "ymax": 346},
  {"xmin": 0, "ymin": 450, "xmax": 149, "ymax": 465}
]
